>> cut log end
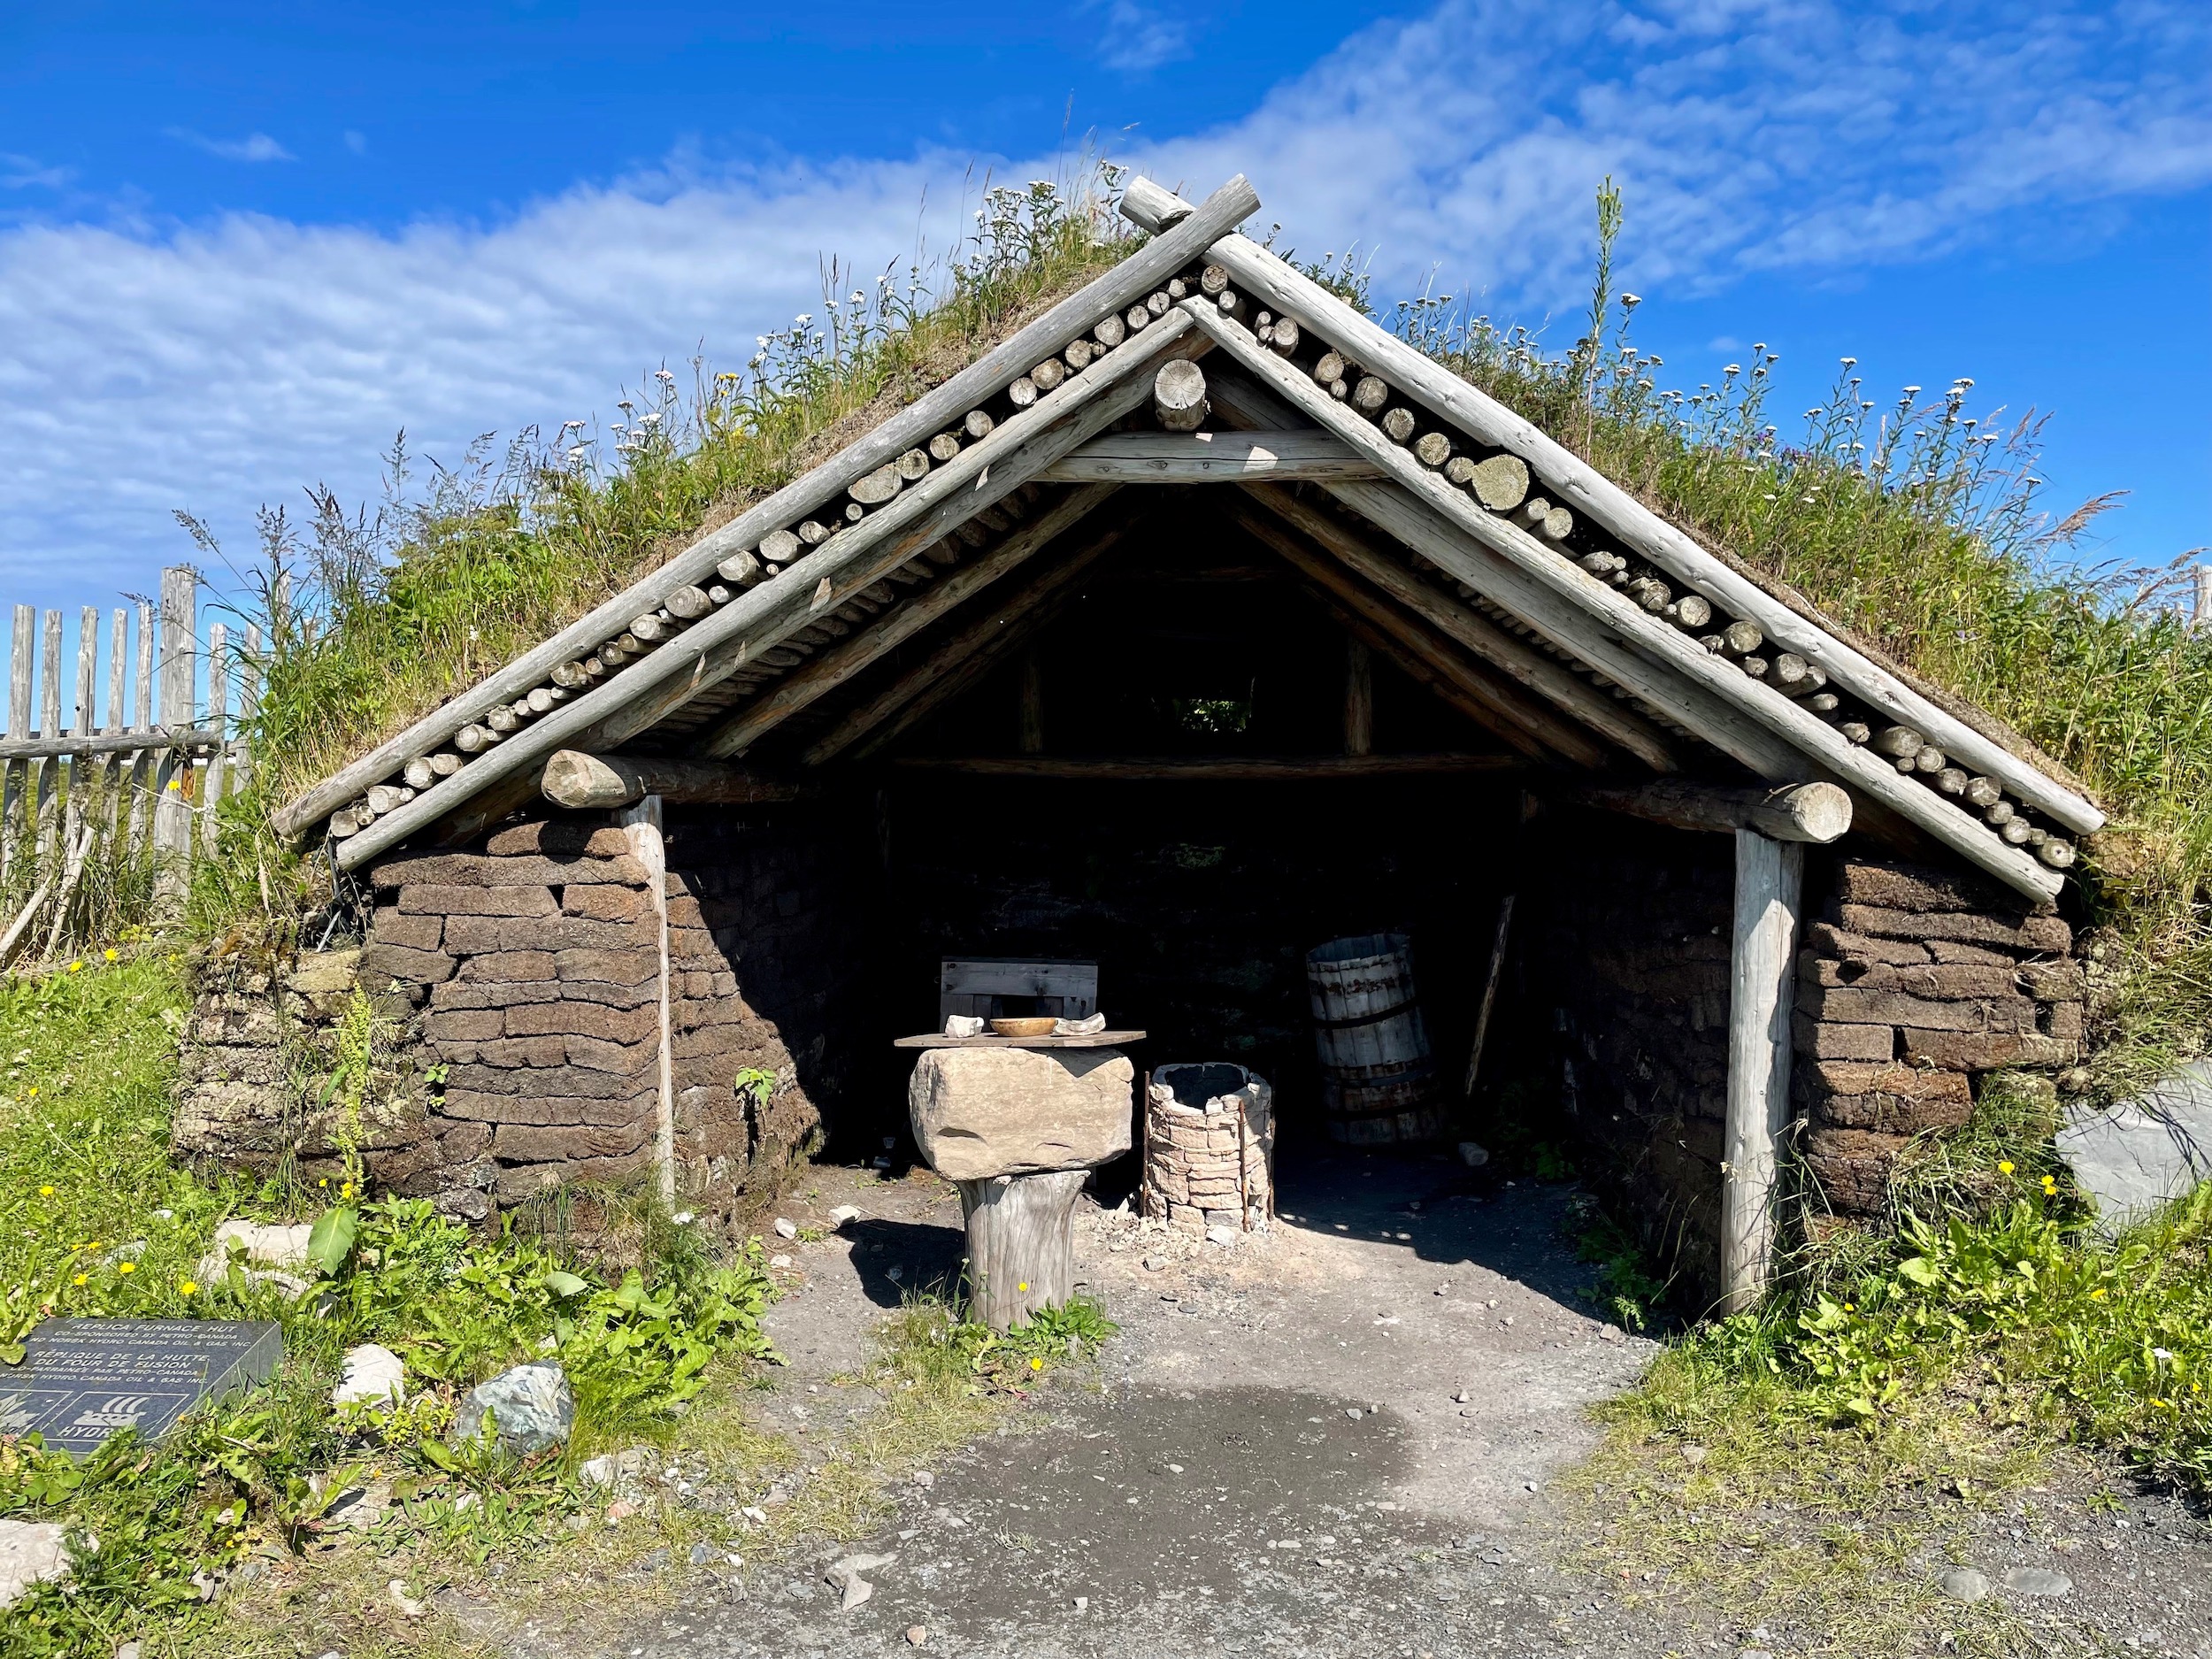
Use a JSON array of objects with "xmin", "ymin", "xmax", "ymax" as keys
[{"xmin": 1153, "ymin": 358, "xmax": 1209, "ymax": 432}]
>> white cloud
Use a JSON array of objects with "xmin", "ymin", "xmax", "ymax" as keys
[
  {"xmin": 1, "ymin": 153, "xmax": 73, "ymax": 191},
  {"xmin": 168, "ymin": 130, "xmax": 296, "ymax": 164},
  {"xmin": 2, "ymin": 0, "xmax": 2205, "ymax": 600},
  {"xmin": 1095, "ymin": 1, "xmax": 1191, "ymax": 73}
]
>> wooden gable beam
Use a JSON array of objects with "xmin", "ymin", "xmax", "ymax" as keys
[
  {"xmin": 699, "ymin": 482, "xmax": 1123, "ymax": 758},
  {"xmin": 1175, "ymin": 296, "xmax": 2062, "ymax": 901},
  {"xmin": 1120, "ymin": 175, "xmax": 2101, "ymax": 840},
  {"xmin": 802, "ymin": 523, "xmax": 1128, "ymax": 767},
  {"xmin": 280, "ymin": 173, "xmax": 1263, "ymax": 844},
  {"xmin": 1240, "ymin": 483, "xmax": 1681, "ymax": 773},
  {"xmin": 1233, "ymin": 506, "xmax": 1604, "ymax": 769},
  {"xmin": 334, "ymin": 310, "xmax": 1206, "ymax": 871}
]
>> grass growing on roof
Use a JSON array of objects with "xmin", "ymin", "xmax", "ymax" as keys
[
  {"xmin": 1387, "ymin": 183, "xmax": 2212, "ymax": 1087},
  {"xmin": 211, "ymin": 170, "xmax": 1133, "ymax": 820}
]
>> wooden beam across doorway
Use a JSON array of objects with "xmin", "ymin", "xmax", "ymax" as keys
[
  {"xmin": 1569, "ymin": 780, "xmax": 1853, "ymax": 843},
  {"xmin": 541, "ymin": 750, "xmax": 810, "ymax": 810},
  {"xmin": 885, "ymin": 754, "xmax": 1521, "ymax": 781},
  {"xmin": 1041, "ymin": 429, "xmax": 1380, "ymax": 483}
]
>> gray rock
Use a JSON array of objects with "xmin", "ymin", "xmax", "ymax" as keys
[
  {"xmin": 907, "ymin": 1047, "xmax": 1133, "ymax": 1179},
  {"xmin": 0, "ymin": 1520, "xmax": 69, "ymax": 1607},
  {"xmin": 333, "ymin": 1343, "xmax": 405, "ymax": 1408},
  {"xmin": 2001, "ymin": 1565, "xmax": 2072, "ymax": 1598},
  {"xmin": 580, "ymin": 1446, "xmax": 652, "ymax": 1488},
  {"xmin": 448, "ymin": 1360, "xmax": 573, "ymax": 1456},
  {"xmin": 689, "ymin": 1541, "xmax": 717, "ymax": 1566},
  {"xmin": 2057, "ymin": 1063, "xmax": 2212, "ymax": 1234},
  {"xmin": 1938, "ymin": 1566, "xmax": 1990, "ymax": 1602}
]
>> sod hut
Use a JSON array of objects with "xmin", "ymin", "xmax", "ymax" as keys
[{"xmin": 197, "ymin": 173, "xmax": 2098, "ymax": 1308}]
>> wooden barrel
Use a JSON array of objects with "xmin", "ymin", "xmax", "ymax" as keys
[{"xmin": 1305, "ymin": 933, "xmax": 1445, "ymax": 1146}]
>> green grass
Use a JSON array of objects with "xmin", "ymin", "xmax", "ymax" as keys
[{"xmin": 0, "ymin": 956, "xmax": 782, "ymax": 1659}]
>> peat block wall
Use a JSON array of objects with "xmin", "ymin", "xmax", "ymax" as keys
[
  {"xmin": 173, "ymin": 810, "xmax": 864, "ymax": 1227},
  {"xmin": 1528, "ymin": 811, "xmax": 2086, "ymax": 1298},
  {"xmin": 1795, "ymin": 857, "xmax": 2080, "ymax": 1214}
]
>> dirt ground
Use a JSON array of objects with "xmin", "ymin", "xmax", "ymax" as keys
[{"xmin": 492, "ymin": 1153, "xmax": 2210, "ymax": 1659}]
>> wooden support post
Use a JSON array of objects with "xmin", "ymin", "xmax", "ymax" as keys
[
  {"xmin": 1018, "ymin": 649, "xmax": 1046, "ymax": 754},
  {"xmin": 956, "ymin": 1169, "xmax": 1087, "ymax": 1332},
  {"xmin": 128, "ymin": 600, "xmax": 154, "ymax": 855},
  {"xmin": 618, "ymin": 795, "xmax": 677, "ymax": 1209},
  {"xmin": 65, "ymin": 606, "xmax": 97, "ymax": 866},
  {"xmin": 1721, "ymin": 829, "xmax": 1802, "ymax": 1316},
  {"xmin": 1343, "ymin": 637, "xmax": 1373, "ymax": 757}
]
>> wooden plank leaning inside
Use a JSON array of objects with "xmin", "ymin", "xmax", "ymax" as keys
[
  {"xmin": 1041, "ymin": 430, "xmax": 1379, "ymax": 483},
  {"xmin": 701, "ymin": 483, "xmax": 1122, "ymax": 759},
  {"xmin": 276, "ymin": 173, "xmax": 1263, "ymax": 842},
  {"xmin": 1174, "ymin": 297, "xmax": 2062, "ymax": 902},
  {"xmin": 540, "ymin": 751, "xmax": 810, "ymax": 810},
  {"xmin": 334, "ymin": 311, "xmax": 1208, "ymax": 872},
  {"xmin": 1118, "ymin": 173, "xmax": 2101, "ymax": 840}
]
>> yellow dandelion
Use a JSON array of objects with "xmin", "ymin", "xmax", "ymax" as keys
[
  {"xmin": 66, "ymin": 961, "xmax": 81, "ymax": 973},
  {"xmin": 1998, "ymin": 1160, "xmax": 2016, "ymax": 1175},
  {"xmin": 117, "ymin": 1261, "xmax": 135, "ymax": 1275},
  {"xmin": 71, "ymin": 1273, "xmax": 87, "ymax": 1286},
  {"xmin": 1017, "ymin": 1282, "xmax": 1028, "ymax": 1293},
  {"xmin": 1030, "ymin": 1356, "xmax": 1044, "ymax": 1371},
  {"xmin": 38, "ymin": 1185, "xmax": 53, "ymax": 1197},
  {"xmin": 319, "ymin": 1178, "xmax": 329, "ymax": 1188},
  {"xmin": 178, "ymin": 1279, "xmax": 197, "ymax": 1297},
  {"xmin": 103, "ymin": 949, "xmax": 118, "ymax": 963},
  {"xmin": 2091, "ymin": 1287, "xmax": 2108, "ymax": 1299}
]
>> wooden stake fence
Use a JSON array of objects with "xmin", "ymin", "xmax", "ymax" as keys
[{"xmin": 0, "ymin": 566, "xmax": 257, "ymax": 962}]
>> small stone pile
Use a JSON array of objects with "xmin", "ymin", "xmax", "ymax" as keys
[{"xmin": 1141, "ymin": 1064, "xmax": 1274, "ymax": 1235}]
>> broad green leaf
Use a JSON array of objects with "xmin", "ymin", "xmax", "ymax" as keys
[{"xmin": 305, "ymin": 1205, "xmax": 360, "ymax": 1277}]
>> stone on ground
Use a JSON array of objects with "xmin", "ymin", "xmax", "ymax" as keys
[
  {"xmin": 333, "ymin": 1343, "xmax": 405, "ymax": 1408},
  {"xmin": 2057, "ymin": 1062, "xmax": 2212, "ymax": 1234},
  {"xmin": 907, "ymin": 1048, "xmax": 1133, "ymax": 1179},
  {"xmin": 448, "ymin": 1360, "xmax": 573, "ymax": 1455},
  {"xmin": 1939, "ymin": 1566, "xmax": 1990, "ymax": 1602},
  {"xmin": 0, "ymin": 1519, "xmax": 69, "ymax": 1608},
  {"xmin": 2001, "ymin": 1565, "xmax": 2073, "ymax": 1597}
]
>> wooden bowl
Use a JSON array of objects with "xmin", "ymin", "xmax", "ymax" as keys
[{"xmin": 989, "ymin": 1017, "xmax": 1057, "ymax": 1038}]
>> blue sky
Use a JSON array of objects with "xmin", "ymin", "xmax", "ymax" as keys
[{"xmin": 2, "ymin": 0, "xmax": 2208, "ymax": 649}]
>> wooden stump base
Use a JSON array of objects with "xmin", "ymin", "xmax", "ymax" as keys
[{"xmin": 956, "ymin": 1168, "xmax": 1087, "ymax": 1331}]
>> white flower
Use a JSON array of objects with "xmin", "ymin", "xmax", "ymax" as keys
[
  {"xmin": 795, "ymin": 312, "xmax": 811, "ymax": 325},
  {"xmin": 1620, "ymin": 293, "xmax": 1641, "ymax": 308},
  {"xmin": 2153, "ymin": 1347, "xmax": 2173, "ymax": 1361},
  {"xmin": 672, "ymin": 1210, "xmax": 696, "ymax": 1226},
  {"xmin": 1724, "ymin": 364, "xmax": 1742, "ymax": 376},
  {"xmin": 655, "ymin": 369, "xmax": 675, "ymax": 382}
]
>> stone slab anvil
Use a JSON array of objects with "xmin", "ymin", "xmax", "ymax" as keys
[{"xmin": 907, "ymin": 1047, "xmax": 1134, "ymax": 1181}]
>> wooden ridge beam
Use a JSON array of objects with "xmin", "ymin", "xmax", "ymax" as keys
[
  {"xmin": 1233, "ymin": 505, "xmax": 1606, "ymax": 769},
  {"xmin": 334, "ymin": 310, "xmax": 1203, "ymax": 871},
  {"xmin": 804, "ymin": 523, "xmax": 1129, "ymax": 767},
  {"xmin": 886, "ymin": 754, "xmax": 1520, "ymax": 780},
  {"xmin": 1041, "ymin": 430, "xmax": 1378, "ymax": 483},
  {"xmin": 1175, "ymin": 298, "xmax": 2061, "ymax": 901},
  {"xmin": 1240, "ymin": 483, "xmax": 1681, "ymax": 773},
  {"xmin": 700, "ymin": 483, "xmax": 1122, "ymax": 759},
  {"xmin": 276, "ymin": 173, "xmax": 1262, "ymax": 842},
  {"xmin": 1119, "ymin": 175, "xmax": 2101, "ymax": 838}
]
